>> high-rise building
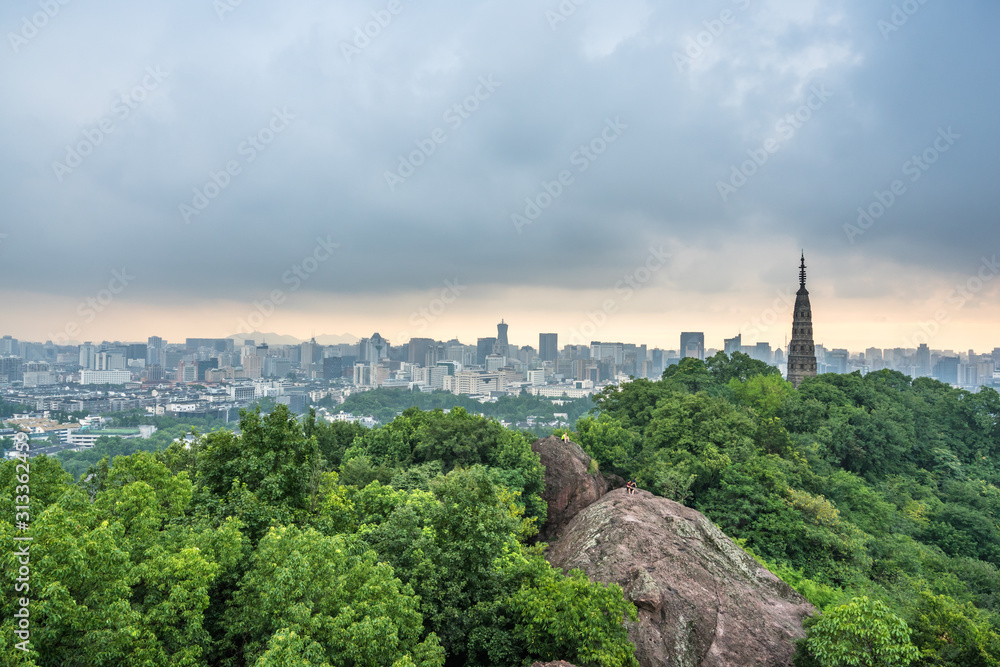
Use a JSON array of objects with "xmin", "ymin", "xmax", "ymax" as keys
[
  {"xmin": 79, "ymin": 342, "xmax": 97, "ymax": 370},
  {"xmin": 493, "ymin": 320, "xmax": 510, "ymax": 358},
  {"xmin": 300, "ymin": 338, "xmax": 322, "ymax": 369},
  {"xmin": 786, "ymin": 253, "xmax": 818, "ymax": 388},
  {"xmin": 96, "ymin": 350, "xmax": 126, "ymax": 371},
  {"xmin": 147, "ymin": 336, "xmax": 164, "ymax": 366},
  {"xmin": 476, "ymin": 338, "xmax": 496, "ymax": 366},
  {"xmin": 126, "ymin": 343, "xmax": 147, "ymax": 362},
  {"xmin": 539, "ymin": 333, "xmax": 558, "ymax": 362},
  {"xmin": 754, "ymin": 342, "xmax": 772, "ymax": 365},
  {"xmin": 196, "ymin": 359, "xmax": 219, "ymax": 381},
  {"xmin": 827, "ymin": 349, "xmax": 849, "ymax": 374},
  {"xmin": 323, "ymin": 356, "xmax": 344, "ymax": 381},
  {"xmin": 0, "ymin": 356, "xmax": 23, "ymax": 383},
  {"xmin": 933, "ymin": 356, "xmax": 960, "ymax": 385},
  {"xmin": 408, "ymin": 338, "xmax": 435, "ymax": 365},
  {"xmin": 360, "ymin": 333, "xmax": 388, "ymax": 362},
  {"xmin": 0, "ymin": 336, "xmax": 20, "ymax": 356},
  {"xmin": 916, "ymin": 344, "xmax": 931, "ymax": 377},
  {"xmin": 680, "ymin": 332, "xmax": 705, "ymax": 360},
  {"xmin": 724, "ymin": 334, "xmax": 741, "ymax": 356},
  {"xmin": 865, "ymin": 347, "xmax": 884, "ymax": 371}
]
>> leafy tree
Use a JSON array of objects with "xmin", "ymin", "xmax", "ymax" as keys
[
  {"xmin": 707, "ymin": 351, "xmax": 781, "ymax": 385},
  {"xmin": 907, "ymin": 591, "xmax": 1000, "ymax": 666},
  {"xmin": 225, "ymin": 525, "xmax": 443, "ymax": 666},
  {"xmin": 661, "ymin": 357, "xmax": 717, "ymax": 393},
  {"xmin": 507, "ymin": 556, "xmax": 639, "ymax": 667},
  {"xmin": 574, "ymin": 414, "xmax": 640, "ymax": 475},
  {"xmin": 804, "ymin": 596, "xmax": 920, "ymax": 667},
  {"xmin": 198, "ymin": 405, "xmax": 320, "ymax": 511}
]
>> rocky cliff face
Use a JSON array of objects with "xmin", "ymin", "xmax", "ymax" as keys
[
  {"xmin": 531, "ymin": 435, "xmax": 609, "ymax": 541},
  {"xmin": 531, "ymin": 437, "xmax": 814, "ymax": 667}
]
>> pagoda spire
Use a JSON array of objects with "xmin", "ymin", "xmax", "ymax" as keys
[{"xmin": 787, "ymin": 252, "xmax": 817, "ymax": 388}]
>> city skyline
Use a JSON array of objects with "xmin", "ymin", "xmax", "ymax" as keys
[{"xmin": 5, "ymin": 249, "xmax": 998, "ymax": 353}]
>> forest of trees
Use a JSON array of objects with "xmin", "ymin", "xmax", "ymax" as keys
[
  {"xmin": 2, "ymin": 404, "xmax": 636, "ymax": 666},
  {"xmin": 2, "ymin": 351, "xmax": 1000, "ymax": 666},
  {"xmin": 577, "ymin": 353, "xmax": 1000, "ymax": 666}
]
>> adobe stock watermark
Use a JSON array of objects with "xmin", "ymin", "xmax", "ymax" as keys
[
  {"xmin": 11, "ymin": 432, "xmax": 32, "ymax": 653},
  {"xmin": 740, "ymin": 288, "xmax": 796, "ymax": 339},
  {"xmin": 878, "ymin": 0, "xmax": 932, "ymax": 40},
  {"xmin": 7, "ymin": 0, "xmax": 71, "ymax": 54},
  {"xmin": 179, "ymin": 107, "xmax": 295, "ymax": 224},
  {"xmin": 512, "ymin": 117, "xmax": 627, "ymax": 234},
  {"xmin": 717, "ymin": 83, "xmax": 833, "ymax": 202},
  {"xmin": 384, "ymin": 75, "xmax": 501, "ymax": 192},
  {"xmin": 341, "ymin": 0, "xmax": 403, "ymax": 62},
  {"xmin": 52, "ymin": 66, "xmax": 170, "ymax": 183},
  {"xmin": 236, "ymin": 236, "xmax": 340, "ymax": 334},
  {"xmin": 546, "ymin": 0, "xmax": 585, "ymax": 30},
  {"xmin": 674, "ymin": 0, "xmax": 752, "ymax": 73},
  {"xmin": 47, "ymin": 268, "xmax": 134, "ymax": 345},
  {"xmin": 844, "ymin": 126, "xmax": 959, "ymax": 244},
  {"xmin": 568, "ymin": 246, "xmax": 671, "ymax": 345},
  {"xmin": 396, "ymin": 278, "xmax": 467, "ymax": 342}
]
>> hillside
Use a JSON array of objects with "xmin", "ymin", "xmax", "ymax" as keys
[{"xmin": 2, "ymin": 351, "xmax": 999, "ymax": 665}]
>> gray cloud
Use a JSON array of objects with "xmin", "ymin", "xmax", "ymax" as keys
[{"xmin": 1, "ymin": 0, "xmax": 997, "ymax": 331}]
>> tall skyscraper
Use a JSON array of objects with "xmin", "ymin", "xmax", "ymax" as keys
[
  {"xmin": 787, "ymin": 253, "xmax": 818, "ymax": 388},
  {"xmin": 680, "ymin": 332, "xmax": 705, "ymax": 360},
  {"xmin": 79, "ymin": 342, "xmax": 97, "ymax": 370},
  {"xmin": 754, "ymin": 342, "xmax": 773, "ymax": 365},
  {"xmin": 539, "ymin": 333, "xmax": 558, "ymax": 362},
  {"xmin": 916, "ymin": 344, "xmax": 931, "ymax": 377},
  {"xmin": 493, "ymin": 320, "xmax": 510, "ymax": 358},
  {"xmin": 724, "ymin": 334, "xmax": 741, "ymax": 356},
  {"xmin": 0, "ymin": 335, "xmax": 20, "ymax": 356},
  {"xmin": 300, "ymin": 338, "xmax": 321, "ymax": 369},
  {"xmin": 476, "ymin": 338, "xmax": 496, "ymax": 366},
  {"xmin": 360, "ymin": 333, "xmax": 387, "ymax": 362},
  {"xmin": 408, "ymin": 338, "xmax": 434, "ymax": 365}
]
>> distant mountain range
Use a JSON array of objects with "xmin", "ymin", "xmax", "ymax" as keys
[{"xmin": 226, "ymin": 332, "xmax": 360, "ymax": 346}]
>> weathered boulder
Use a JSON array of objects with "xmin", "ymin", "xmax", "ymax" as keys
[
  {"xmin": 546, "ymin": 488, "xmax": 814, "ymax": 667},
  {"xmin": 531, "ymin": 436, "xmax": 608, "ymax": 541}
]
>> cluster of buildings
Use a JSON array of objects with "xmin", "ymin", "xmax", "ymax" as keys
[
  {"xmin": 2, "ymin": 256, "xmax": 998, "ymax": 429},
  {"xmin": 0, "ymin": 412, "xmax": 157, "ymax": 458}
]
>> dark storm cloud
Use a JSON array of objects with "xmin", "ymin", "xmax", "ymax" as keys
[{"xmin": 1, "ymin": 0, "xmax": 997, "ymax": 308}]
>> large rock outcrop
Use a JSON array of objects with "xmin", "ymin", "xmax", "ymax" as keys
[
  {"xmin": 546, "ymin": 488, "xmax": 814, "ymax": 667},
  {"xmin": 531, "ymin": 436, "xmax": 609, "ymax": 541}
]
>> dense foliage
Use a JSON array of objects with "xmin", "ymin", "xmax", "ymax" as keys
[
  {"xmin": 573, "ymin": 352, "xmax": 1000, "ymax": 667},
  {"xmin": 3, "ymin": 405, "xmax": 637, "ymax": 666},
  {"xmin": 7, "ymin": 350, "xmax": 1000, "ymax": 666}
]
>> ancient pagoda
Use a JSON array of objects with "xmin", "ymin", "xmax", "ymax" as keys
[{"xmin": 787, "ymin": 252, "xmax": 817, "ymax": 388}]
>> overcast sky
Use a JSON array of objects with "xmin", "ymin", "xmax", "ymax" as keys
[{"xmin": 1, "ymin": 0, "xmax": 997, "ymax": 352}]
